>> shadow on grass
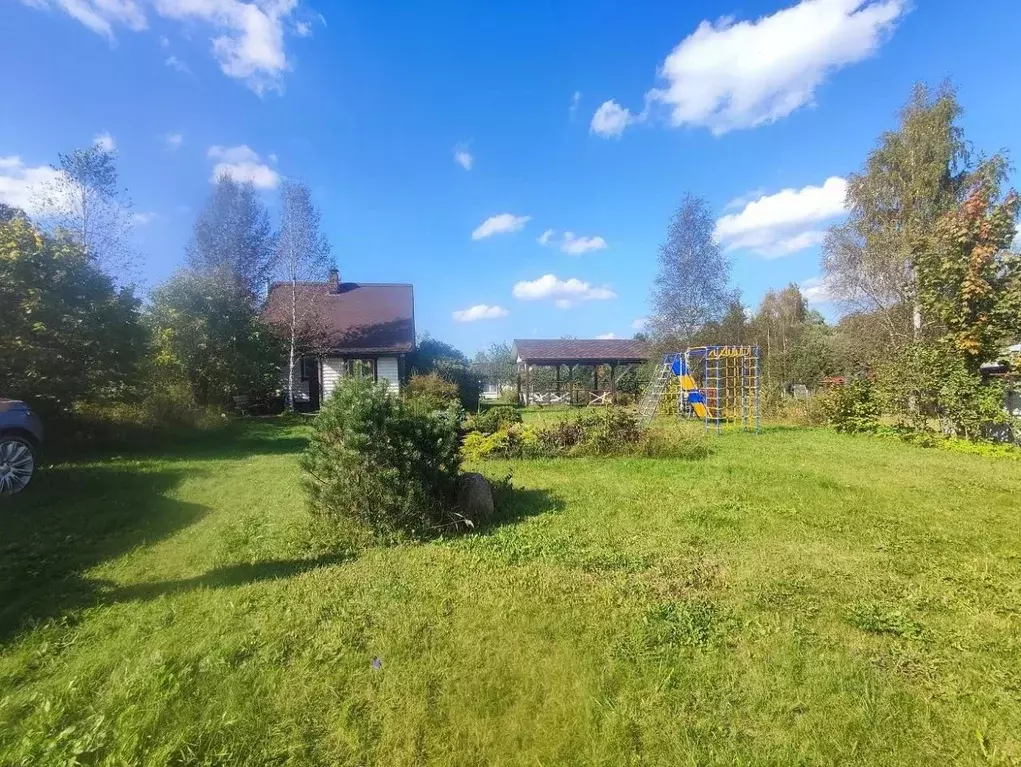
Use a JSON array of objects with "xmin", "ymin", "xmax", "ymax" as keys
[
  {"xmin": 0, "ymin": 463, "xmax": 208, "ymax": 644},
  {"xmin": 484, "ymin": 482, "xmax": 565, "ymax": 531},
  {"xmin": 47, "ymin": 416, "xmax": 311, "ymax": 464},
  {"xmin": 103, "ymin": 552, "xmax": 352, "ymax": 604}
]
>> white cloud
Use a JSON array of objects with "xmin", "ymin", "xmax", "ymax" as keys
[
  {"xmin": 596, "ymin": 332, "xmax": 618, "ymax": 340},
  {"xmin": 512, "ymin": 274, "xmax": 617, "ymax": 308},
  {"xmin": 596, "ymin": 0, "xmax": 907, "ymax": 137},
  {"xmin": 294, "ymin": 20, "xmax": 311, "ymax": 36},
  {"xmin": 538, "ymin": 228, "xmax": 608, "ymax": 255},
  {"xmin": 560, "ymin": 232, "xmax": 608, "ymax": 255},
  {"xmin": 631, "ymin": 317, "xmax": 647, "ymax": 330},
  {"xmin": 207, "ymin": 144, "xmax": 280, "ymax": 188},
  {"xmin": 164, "ymin": 132, "xmax": 183, "ymax": 150},
  {"xmin": 452, "ymin": 304, "xmax": 510, "ymax": 322},
  {"xmin": 27, "ymin": 0, "xmax": 148, "ymax": 39},
  {"xmin": 24, "ymin": 0, "xmax": 305, "ymax": 94},
  {"xmin": 800, "ymin": 276, "xmax": 836, "ymax": 305},
  {"xmin": 131, "ymin": 211, "xmax": 159, "ymax": 225},
  {"xmin": 165, "ymin": 54, "xmax": 191, "ymax": 73},
  {"xmin": 472, "ymin": 213, "xmax": 530, "ymax": 240},
  {"xmin": 570, "ymin": 90, "xmax": 581, "ymax": 117},
  {"xmin": 590, "ymin": 100, "xmax": 635, "ymax": 138},
  {"xmin": 0, "ymin": 156, "xmax": 62, "ymax": 216},
  {"xmin": 454, "ymin": 148, "xmax": 473, "ymax": 171},
  {"xmin": 93, "ymin": 132, "xmax": 115, "ymax": 152},
  {"xmin": 714, "ymin": 176, "xmax": 847, "ymax": 257}
]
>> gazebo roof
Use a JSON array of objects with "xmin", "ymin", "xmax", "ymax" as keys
[{"xmin": 512, "ymin": 338, "xmax": 650, "ymax": 364}]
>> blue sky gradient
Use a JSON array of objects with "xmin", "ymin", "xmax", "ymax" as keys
[{"xmin": 2, "ymin": 0, "xmax": 1020, "ymax": 354}]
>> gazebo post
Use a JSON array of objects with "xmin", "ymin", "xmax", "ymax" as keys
[
  {"xmin": 524, "ymin": 362, "xmax": 531, "ymax": 406},
  {"xmin": 610, "ymin": 362, "xmax": 617, "ymax": 404},
  {"xmin": 517, "ymin": 364, "xmax": 522, "ymax": 405},
  {"xmin": 555, "ymin": 364, "xmax": 561, "ymax": 395},
  {"xmin": 593, "ymin": 364, "xmax": 600, "ymax": 403},
  {"xmin": 568, "ymin": 364, "xmax": 575, "ymax": 406}
]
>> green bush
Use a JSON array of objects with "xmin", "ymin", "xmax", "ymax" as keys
[
  {"xmin": 302, "ymin": 377, "xmax": 462, "ymax": 540},
  {"xmin": 533, "ymin": 417, "xmax": 589, "ymax": 456},
  {"xmin": 461, "ymin": 407, "xmax": 713, "ymax": 461},
  {"xmin": 406, "ymin": 372, "xmax": 460, "ymax": 411},
  {"xmin": 823, "ymin": 377, "xmax": 881, "ymax": 434},
  {"xmin": 462, "ymin": 424, "xmax": 536, "ymax": 460},
  {"xmin": 467, "ymin": 405, "xmax": 522, "ymax": 435},
  {"xmin": 577, "ymin": 408, "xmax": 644, "ymax": 455}
]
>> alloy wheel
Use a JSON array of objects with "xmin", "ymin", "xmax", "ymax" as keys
[{"xmin": 0, "ymin": 438, "xmax": 35, "ymax": 495}]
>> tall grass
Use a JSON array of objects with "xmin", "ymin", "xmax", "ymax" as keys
[{"xmin": 1, "ymin": 420, "xmax": 1020, "ymax": 764}]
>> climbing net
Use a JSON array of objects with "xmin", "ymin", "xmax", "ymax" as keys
[{"xmin": 664, "ymin": 346, "xmax": 760, "ymax": 432}]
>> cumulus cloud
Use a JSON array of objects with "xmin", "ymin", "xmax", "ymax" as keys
[
  {"xmin": 714, "ymin": 176, "xmax": 847, "ymax": 257},
  {"xmin": 0, "ymin": 156, "xmax": 62, "ymax": 216},
  {"xmin": 560, "ymin": 232, "xmax": 607, "ymax": 255},
  {"xmin": 454, "ymin": 148, "xmax": 473, "ymax": 171},
  {"xmin": 207, "ymin": 144, "xmax": 280, "ymax": 188},
  {"xmin": 452, "ymin": 304, "xmax": 509, "ymax": 322},
  {"xmin": 25, "ymin": 0, "xmax": 148, "ymax": 39},
  {"xmin": 590, "ymin": 100, "xmax": 635, "ymax": 138},
  {"xmin": 131, "ymin": 211, "xmax": 159, "ymax": 225},
  {"xmin": 631, "ymin": 317, "xmax": 647, "ymax": 330},
  {"xmin": 93, "ymin": 132, "xmax": 115, "ymax": 152},
  {"xmin": 22, "ymin": 0, "xmax": 307, "ymax": 94},
  {"xmin": 512, "ymin": 274, "xmax": 616, "ymax": 308},
  {"xmin": 594, "ymin": 0, "xmax": 907, "ymax": 137},
  {"xmin": 569, "ymin": 90, "xmax": 581, "ymax": 118},
  {"xmin": 472, "ymin": 213, "xmax": 530, "ymax": 240},
  {"xmin": 538, "ymin": 229, "xmax": 608, "ymax": 255},
  {"xmin": 596, "ymin": 332, "xmax": 618, "ymax": 340},
  {"xmin": 164, "ymin": 132, "xmax": 183, "ymax": 150},
  {"xmin": 800, "ymin": 276, "xmax": 837, "ymax": 305},
  {"xmin": 165, "ymin": 55, "xmax": 191, "ymax": 73}
]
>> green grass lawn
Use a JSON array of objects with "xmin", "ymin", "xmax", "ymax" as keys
[{"xmin": 2, "ymin": 419, "xmax": 1020, "ymax": 765}]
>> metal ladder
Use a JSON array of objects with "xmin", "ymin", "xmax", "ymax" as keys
[{"xmin": 638, "ymin": 360, "xmax": 673, "ymax": 423}]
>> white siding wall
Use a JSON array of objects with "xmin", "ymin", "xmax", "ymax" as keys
[
  {"xmin": 377, "ymin": 356, "xmax": 400, "ymax": 394},
  {"xmin": 321, "ymin": 356, "xmax": 401, "ymax": 399},
  {"xmin": 322, "ymin": 357, "xmax": 344, "ymax": 401}
]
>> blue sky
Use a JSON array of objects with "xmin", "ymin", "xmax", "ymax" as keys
[{"xmin": 2, "ymin": 0, "xmax": 1020, "ymax": 355}]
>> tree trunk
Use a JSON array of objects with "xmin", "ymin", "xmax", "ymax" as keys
[{"xmin": 287, "ymin": 278, "xmax": 297, "ymax": 411}]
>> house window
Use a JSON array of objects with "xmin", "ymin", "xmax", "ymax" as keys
[
  {"xmin": 299, "ymin": 357, "xmax": 317, "ymax": 381},
  {"xmin": 344, "ymin": 358, "xmax": 376, "ymax": 379}
]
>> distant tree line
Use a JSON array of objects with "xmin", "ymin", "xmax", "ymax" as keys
[
  {"xmin": 648, "ymin": 82, "xmax": 1020, "ymax": 438},
  {"xmin": 0, "ymin": 138, "xmax": 336, "ymax": 427}
]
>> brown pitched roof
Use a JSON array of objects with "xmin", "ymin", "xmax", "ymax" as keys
[
  {"xmin": 264, "ymin": 282, "xmax": 415, "ymax": 354},
  {"xmin": 512, "ymin": 338, "xmax": 649, "ymax": 364}
]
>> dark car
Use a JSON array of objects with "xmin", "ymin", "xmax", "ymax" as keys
[{"xmin": 0, "ymin": 399, "xmax": 44, "ymax": 496}]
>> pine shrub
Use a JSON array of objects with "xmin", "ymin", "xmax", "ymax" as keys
[{"xmin": 301, "ymin": 377, "xmax": 462, "ymax": 539}]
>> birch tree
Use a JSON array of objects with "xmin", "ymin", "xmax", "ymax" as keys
[
  {"xmin": 822, "ymin": 83, "xmax": 1007, "ymax": 343},
  {"xmin": 275, "ymin": 179, "xmax": 332, "ymax": 410},
  {"xmin": 648, "ymin": 193, "xmax": 734, "ymax": 348},
  {"xmin": 38, "ymin": 141, "xmax": 136, "ymax": 275},
  {"xmin": 188, "ymin": 174, "xmax": 276, "ymax": 296}
]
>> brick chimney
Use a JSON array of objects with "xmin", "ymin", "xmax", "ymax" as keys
[{"xmin": 328, "ymin": 268, "xmax": 339, "ymax": 293}]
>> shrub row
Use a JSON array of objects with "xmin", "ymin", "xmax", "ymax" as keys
[{"xmin": 462, "ymin": 408, "xmax": 711, "ymax": 461}]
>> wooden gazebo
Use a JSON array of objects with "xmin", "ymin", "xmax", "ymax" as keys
[{"xmin": 512, "ymin": 339, "xmax": 650, "ymax": 406}]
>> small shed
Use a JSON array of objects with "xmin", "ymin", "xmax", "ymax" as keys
[{"xmin": 511, "ymin": 339, "xmax": 650, "ymax": 406}]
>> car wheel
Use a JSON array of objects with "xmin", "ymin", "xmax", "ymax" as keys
[{"xmin": 0, "ymin": 436, "xmax": 36, "ymax": 496}]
